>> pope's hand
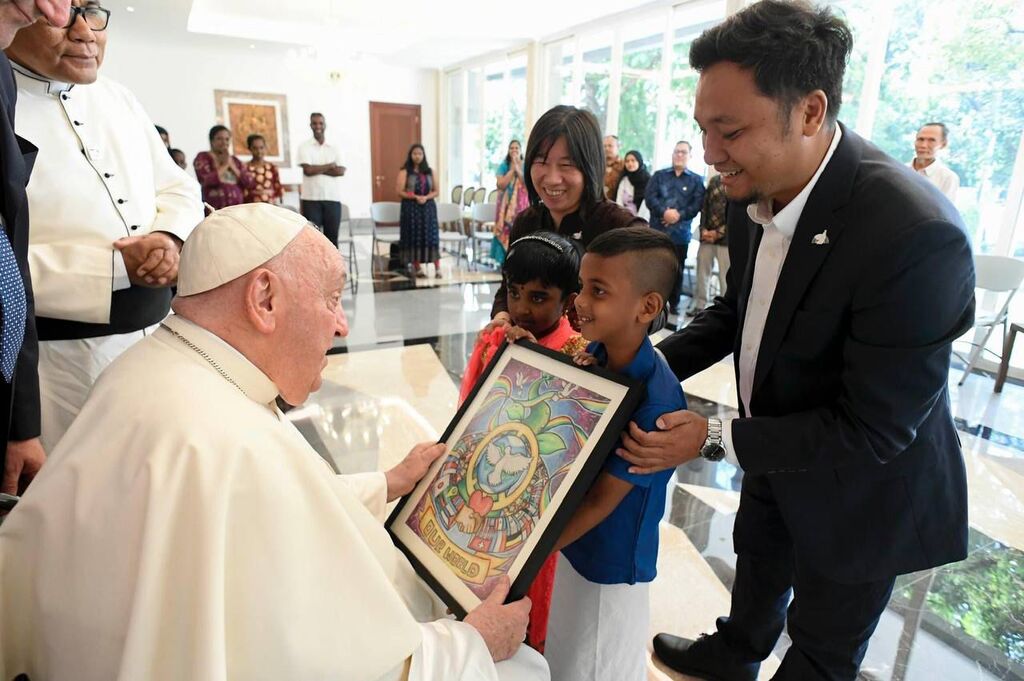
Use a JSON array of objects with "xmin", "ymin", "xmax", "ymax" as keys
[
  {"xmin": 464, "ymin": 576, "xmax": 530, "ymax": 662},
  {"xmin": 114, "ymin": 232, "xmax": 182, "ymax": 287},
  {"xmin": 618, "ymin": 410, "xmax": 707, "ymax": 475},
  {"xmin": 385, "ymin": 441, "xmax": 446, "ymax": 502},
  {"xmin": 3, "ymin": 437, "xmax": 46, "ymax": 496}
]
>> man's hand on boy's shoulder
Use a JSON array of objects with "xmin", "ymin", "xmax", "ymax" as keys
[
  {"xmin": 504, "ymin": 326, "xmax": 538, "ymax": 345},
  {"xmin": 572, "ymin": 351, "xmax": 597, "ymax": 367},
  {"xmin": 618, "ymin": 410, "xmax": 707, "ymax": 474}
]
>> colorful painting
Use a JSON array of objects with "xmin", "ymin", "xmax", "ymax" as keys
[
  {"xmin": 404, "ymin": 358, "xmax": 610, "ymax": 599},
  {"xmin": 388, "ymin": 341, "xmax": 642, "ymax": 617},
  {"xmin": 213, "ymin": 90, "xmax": 291, "ymax": 167}
]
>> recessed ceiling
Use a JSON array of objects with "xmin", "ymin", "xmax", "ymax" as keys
[{"xmin": 181, "ymin": 0, "xmax": 654, "ymax": 67}]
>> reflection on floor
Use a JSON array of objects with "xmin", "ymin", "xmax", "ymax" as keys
[{"xmin": 291, "ymin": 240, "xmax": 1024, "ymax": 681}]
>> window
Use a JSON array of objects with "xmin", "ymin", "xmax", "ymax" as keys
[
  {"xmin": 445, "ymin": 54, "xmax": 529, "ymax": 193},
  {"xmin": 831, "ymin": 0, "xmax": 1024, "ymax": 256}
]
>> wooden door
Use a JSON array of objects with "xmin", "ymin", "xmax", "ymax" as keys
[{"xmin": 369, "ymin": 102, "xmax": 422, "ymax": 203}]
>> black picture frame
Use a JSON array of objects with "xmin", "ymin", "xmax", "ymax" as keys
[{"xmin": 386, "ymin": 340, "xmax": 643, "ymax": 618}]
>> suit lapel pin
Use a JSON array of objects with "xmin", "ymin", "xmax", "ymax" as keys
[
  {"xmin": 811, "ymin": 229, "xmax": 829, "ymax": 246},
  {"xmin": 572, "ymin": 231, "xmax": 582, "ymax": 240}
]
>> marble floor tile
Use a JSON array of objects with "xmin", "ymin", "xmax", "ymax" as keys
[{"xmin": 646, "ymin": 522, "xmax": 781, "ymax": 680}]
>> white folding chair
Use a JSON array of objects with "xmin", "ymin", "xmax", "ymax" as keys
[
  {"xmin": 336, "ymin": 203, "xmax": 358, "ymax": 293},
  {"xmin": 370, "ymin": 202, "xmax": 401, "ymax": 274},
  {"xmin": 470, "ymin": 202, "xmax": 498, "ymax": 270},
  {"xmin": 956, "ymin": 254, "xmax": 1024, "ymax": 385},
  {"xmin": 436, "ymin": 202, "xmax": 469, "ymax": 269}
]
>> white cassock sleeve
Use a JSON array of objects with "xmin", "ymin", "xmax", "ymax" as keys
[
  {"xmin": 132, "ymin": 94, "xmax": 203, "ymax": 242},
  {"xmin": 337, "ymin": 471, "xmax": 389, "ymax": 520}
]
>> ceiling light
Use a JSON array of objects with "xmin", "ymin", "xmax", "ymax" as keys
[{"xmin": 125, "ymin": 5, "xmax": 134, "ymax": 11}]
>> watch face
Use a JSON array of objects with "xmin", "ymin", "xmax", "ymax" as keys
[{"xmin": 700, "ymin": 443, "xmax": 726, "ymax": 462}]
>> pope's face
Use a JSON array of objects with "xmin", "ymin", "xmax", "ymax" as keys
[
  {"xmin": 7, "ymin": 0, "xmax": 106, "ymax": 84},
  {"xmin": 277, "ymin": 237, "xmax": 348, "ymax": 405}
]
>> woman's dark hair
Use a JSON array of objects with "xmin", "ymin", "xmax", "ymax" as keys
[
  {"xmin": 402, "ymin": 143, "xmax": 432, "ymax": 175},
  {"xmin": 523, "ymin": 105, "xmax": 605, "ymax": 221},
  {"xmin": 155, "ymin": 125, "xmax": 168, "ymax": 137},
  {"xmin": 246, "ymin": 133, "xmax": 265, "ymax": 149},
  {"xmin": 689, "ymin": 0, "xmax": 853, "ymax": 127},
  {"xmin": 503, "ymin": 139, "xmax": 522, "ymax": 168},
  {"xmin": 503, "ymin": 231, "xmax": 581, "ymax": 299},
  {"xmin": 208, "ymin": 125, "xmax": 230, "ymax": 143}
]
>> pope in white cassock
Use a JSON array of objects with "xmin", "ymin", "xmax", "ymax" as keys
[{"xmin": 0, "ymin": 203, "xmax": 549, "ymax": 681}]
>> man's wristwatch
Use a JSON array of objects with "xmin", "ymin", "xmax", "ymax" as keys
[{"xmin": 699, "ymin": 417, "xmax": 726, "ymax": 462}]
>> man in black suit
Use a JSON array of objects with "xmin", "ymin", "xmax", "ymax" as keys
[
  {"xmin": 0, "ymin": 0, "xmax": 70, "ymax": 495},
  {"xmin": 619, "ymin": 2, "xmax": 975, "ymax": 680}
]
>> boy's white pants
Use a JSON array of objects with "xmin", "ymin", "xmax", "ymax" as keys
[{"xmin": 544, "ymin": 554, "xmax": 649, "ymax": 681}]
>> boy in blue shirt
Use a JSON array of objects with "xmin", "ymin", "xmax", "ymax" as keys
[{"xmin": 544, "ymin": 226, "xmax": 688, "ymax": 681}]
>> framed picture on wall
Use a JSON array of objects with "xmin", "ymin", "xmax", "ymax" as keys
[
  {"xmin": 213, "ymin": 89, "xmax": 291, "ymax": 167},
  {"xmin": 387, "ymin": 340, "xmax": 643, "ymax": 618}
]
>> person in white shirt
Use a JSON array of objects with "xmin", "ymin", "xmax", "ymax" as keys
[
  {"xmin": 0, "ymin": 203, "xmax": 549, "ymax": 681},
  {"xmin": 297, "ymin": 112, "xmax": 345, "ymax": 245},
  {"xmin": 907, "ymin": 121, "xmax": 960, "ymax": 202},
  {"xmin": 6, "ymin": 0, "xmax": 203, "ymax": 453}
]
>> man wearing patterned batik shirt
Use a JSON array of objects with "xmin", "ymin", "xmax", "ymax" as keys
[{"xmin": 7, "ymin": 0, "xmax": 203, "ymax": 451}]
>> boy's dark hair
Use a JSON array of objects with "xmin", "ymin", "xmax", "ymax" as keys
[
  {"xmin": 246, "ymin": 133, "xmax": 265, "ymax": 149},
  {"xmin": 503, "ymin": 231, "xmax": 581, "ymax": 299},
  {"xmin": 523, "ymin": 105, "xmax": 605, "ymax": 222},
  {"xmin": 689, "ymin": 0, "xmax": 853, "ymax": 127},
  {"xmin": 168, "ymin": 148, "xmax": 185, "ymax": 160},
  {"xmin": 208, "ymin": 124, "xmax": 230, "ymax": 143},
  {"xmin": 587, "ymin": 227, "xmax": 677, "ymax": 301}
]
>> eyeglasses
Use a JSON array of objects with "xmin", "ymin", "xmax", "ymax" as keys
[{"xmin": 63, "ymin": 5, "xmax": 111, "ymax": 31}]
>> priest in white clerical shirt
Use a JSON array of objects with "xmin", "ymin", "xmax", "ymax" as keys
[{"xmin": 0, "ymin": 204, "xmax": 549, "ymax": 681}]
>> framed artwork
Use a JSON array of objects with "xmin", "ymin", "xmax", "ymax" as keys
[
  {"xmin": 213, "ymin": 90, "xmax": 291, "ymax": 167},
  {"xmin": 387, "ymin": 341, "xmax": 643, "ymax": 618}
]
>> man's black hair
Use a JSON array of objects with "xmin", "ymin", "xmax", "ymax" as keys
[{"xmin": 689, "ymin": 0, "xmax": 853, "ymax": 126}]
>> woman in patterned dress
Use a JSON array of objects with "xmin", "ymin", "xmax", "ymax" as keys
[
  {"xmin": 243, "ymin": 134, "xmax": 283, "ymax": 205},
  {"xmin": 193, "ymin": 125, "xmax": 254, "ymax": 209},
  {"xmin": 490, "ymin": 139, "xmax": 531, "ymax": 264},
  {"xmin": 396, "ymin": 144, "xmax": 441, "ymax": 278}
]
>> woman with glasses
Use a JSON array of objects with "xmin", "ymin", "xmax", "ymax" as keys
[
  {"xmin": 194, "ymin": 125, "xmax": 255, "ymax": 210},
  {"xmin": 5, "ymin": 0, "xmax": 203, "ymax": 452}
]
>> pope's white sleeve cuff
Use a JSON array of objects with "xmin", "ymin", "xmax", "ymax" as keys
[{"xmin": 112, "ymin": 250, "xmax": 131, "ymax": 291}]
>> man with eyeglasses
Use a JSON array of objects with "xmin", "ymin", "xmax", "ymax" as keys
[
  {"xmin": 5, "ymin": 0, "xmax": 203, "ymax": 453},
  {"xmin": 0, "ymin": 0, "xmax": 71, "ymax": 499},
  {"xmin": 645, "ymin": 141, "xmax": 706, "ymax": 314}
]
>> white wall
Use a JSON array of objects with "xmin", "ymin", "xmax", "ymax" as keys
[{"xmin": 101, "ymin": 33, "xmax": 438, "ymax": 218}]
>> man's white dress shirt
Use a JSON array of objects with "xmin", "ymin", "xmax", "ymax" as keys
[
  {"xmin": 297, "ymin": 137, "xmax": 344, "ymax": 202},
  {"xmin": 907, "ymin": 157, "xmax": 959, "ymax": 203},
  {"xmin": 721, "ymin": 127, "xmax": 843, "ymax": 463}
]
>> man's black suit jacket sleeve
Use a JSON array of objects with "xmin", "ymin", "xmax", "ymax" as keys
[{"xmin": 1, "ymin": 55, "xmax": 41, "ymax": 442}]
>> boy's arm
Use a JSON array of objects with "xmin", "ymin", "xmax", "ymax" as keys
[{"xmin": 552, "ymin": 472, "xmax": 633, "ymax": 553}]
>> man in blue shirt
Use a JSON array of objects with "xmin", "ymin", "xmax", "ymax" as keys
[{"xmin": 645, "ymin": 141, "xmax": 706, "ymax": 314}]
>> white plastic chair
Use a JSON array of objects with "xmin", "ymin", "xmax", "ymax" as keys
[
  {"xmin": 337, "ymin": 203, "xmax": 358, "ymax": 292},
  {"xmin": 956, "ymin": 254, "xmax": 1024, "ymax": 385},
  {"xmin": 370, "ymin": 202, "xmax": 401, "ymax": 273},
  {"xmin": 470, "ymin": 202, "xmax": 498, "ymax": 270},
  {"xmin": 436, "ymin": 202, "xmax": 469, "ymax": 269}
]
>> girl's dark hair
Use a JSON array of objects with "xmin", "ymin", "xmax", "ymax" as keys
[
  {"xmin": 208, "ymin": 125, "xmax": 230, "ymax": 143},
  {"xmin": 402, "ymin": 143, "xmax": 432, "ymax": 175},
  {"xmin": 689, "ymin": 0, "xmax": 852, "ymax": 127},
  {"xmin": 503, "ymin": 231, "xmax": 581, "ymax": 299},
  {"xmin": 503, "ymin": 139, "xmax": 522, "ymax": 168},
  {"xmin": 523, "ymin": 106, "xmax": 605, "ymax": 222},
  {"xmin": 246, "ymin": 133, "xmax": 265, "ymax": 149}
]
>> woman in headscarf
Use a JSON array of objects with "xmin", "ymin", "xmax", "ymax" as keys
[{"xmin": 614, "ymin": 150, "xmax": 651, "ymax": 217}]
